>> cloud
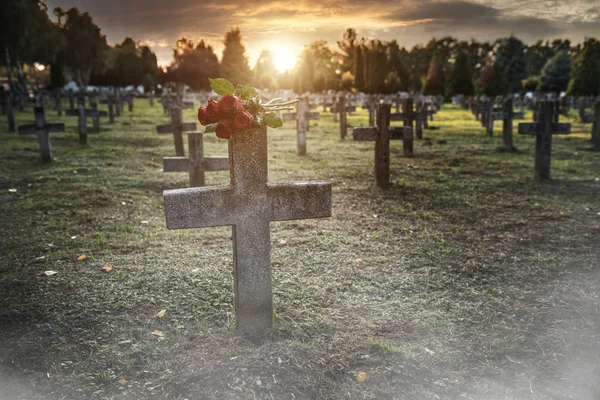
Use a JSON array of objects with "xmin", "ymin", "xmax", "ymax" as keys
[{"xmin": 45, "ymin": 0, "xmax": 599, "ymax": 66}]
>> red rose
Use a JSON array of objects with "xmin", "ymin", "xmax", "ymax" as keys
[
  {"xmin": 234, "ymin": 111, "xmax": 254, "ymax": 130},
  {"xmin": 206, "ymin": 99, "xmax": 218, "ymax": 124},
  {"xmin": 216, "ymin": 94, "xmax": 244, "ymax": 119},
  {"xmin": 215, "ymin": 118, "xmax": 234, "ymax": 139},
  {"xmin": 197, "ymin": 107, "xmax": 208, "ymax": 125}
]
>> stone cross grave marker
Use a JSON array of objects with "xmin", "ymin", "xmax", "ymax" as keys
[
  {"xmin": 353, "ymin": 104, "xmax": 413, "ymax": 188},
  {"xmin": 156, "ymin": 106, "xmax": 197, "ymax": 157},
  {"xmin": 54, "ymin": 88, "xmax": 62, "ymax": 116},
  {"xmin": 282, "ymin": 96, "xmax": 320, "ymax": 155},
  {"xmin": 488, "ymin": 98, "xmax": 523, "ymax": 149},
  {"xmin": 518, "ymin": 101, "xmax": 571, "ymax": 181},
  {"xmin": 4, "ymin": 92, "xmax": 15, "ymax": 133},
  {"xmin": 163, "ymin": 126, "xmax": 332, "ymax": 337},
  {"xmin": 390, "ymin": 98, "xmax": 431, "ymax": 140},
  {"xmin": 66, "ymin": 93, "xmax": 108, "ymax": 137},
  {"xmin": 163, "ymin": 132, "xmax": 229, "ymax": 187},
  {"xmin": 331, "ymin": 94, "xmax": 356, "ymax": 139},
  {"xmin": 18, "ymin": 106, "xmax": 65, "ymax": 162}
]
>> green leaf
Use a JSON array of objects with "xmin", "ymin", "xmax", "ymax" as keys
[
  {"xmin": 263, "ymin": 112, "xmax": 282, "ymax": 129},
  {"xmin": 235, "ymin": 85, "xmax": 259, "ymax": 100},
  {"xmin": 209, "ymin": 78, "xmax": 235, "ymax": 96},
  {"xmin": 204, "ymin": 122, "xmax": 218, "ymax": 133}
]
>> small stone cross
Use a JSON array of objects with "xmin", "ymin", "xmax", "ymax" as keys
[
  {"xmin": 156, "ymin": 106, "xmax": 197, "ymax": 157},
  {"xmin": 353, "ymin": 104, "xmax": 413, "ymax": 188},
  {"xmin": 163, "ymin": 132, "xmax": 229, "ymax": 187},
  {"xmin": 518, "ymin": 101, "xmax": 571, "ymax": 180},
  {"xmin": 282, "ymin": 96, "xmax": 320, "ymax": 155},
  {"xmin": 163, "ymin": 126, "xmax": 331, "ymax": 338},
  {"xmin": 18, "ymin": 106, "xmax": 65, "ymax": 162}
]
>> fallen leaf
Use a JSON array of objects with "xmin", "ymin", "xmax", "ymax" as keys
[
  {"xmin": 102, "ymin": 263, "xmax": 113, "ymax": 272},
  {"xmin": 8, "ymin": 188, "xmax": 17, "ymax": 193},
  {"xmin": 279, "ymin": 239, "xmax": 287, "ymax": 244},
  {"xmin": 38, "ymin": 176, "xmax": 44, "ymax": 180},
  {"xmin": 151, "ymin": 330, "xmax": 164, "ymax": 337},
  {"xmin": 355, "ymin": 258, "xmax": 364, "ymax": 263},
  {"xmin": 121, "ymin": 202, "xmax": 126, "ymax": 206},
  {"xmin": 77, "ymin": 255, "xmax": 87, "ymax": 261},
  {"xmin": 47, "ymin": 243, "xmax": 55, "ymax": 249},
  {"xmin": 141, "ymin": 220, "xmax": 149, "ymax": 224},
  {"xmin": 155, "ymin": 309, "xmax": 166, "ymax": 319},
  {"xmin": 356, "ymin": 369, "xmax": 368, "ymax": 382},
  {"xmin": 71, "ymin": 236, "xmax": 77, "ymax": 240},
  {"xmin": 44, "ymin": 271, "xmax": 58, "ymax": 276},
  {"xmin": 118, "ymin": 378, "xmax": 127, "ymax": 385}
]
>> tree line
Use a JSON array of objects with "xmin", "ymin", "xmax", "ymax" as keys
[{"xmin": 1, "ymin": 1, "xmax": 599, "ymax": 97}]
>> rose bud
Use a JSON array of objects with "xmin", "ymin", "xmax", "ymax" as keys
[
  {"xmin": 216, "ymin": 94, "xmax": 245, "ymax": 119},
  {"xmin": 206, "ymin": 99, "xmax": 219, "ymax": 124},
  {"xmin": 197, "ymin": 107, "xmax": 208, "ymax": 125},
  {"xmin": 215, "ymin": 118, "xmax": 234, "ymax": 139},
  {"xmin": 234, "ymin": 111, "xmax": 254, "ymax": 130}
]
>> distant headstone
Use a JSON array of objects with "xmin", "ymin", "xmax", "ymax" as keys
[
  {"xmin": 156, "ymin": 106, "xmax": 197, "ymax": 156},
  {"xmin": 163, "ymin": 132, "xmax": 229, "ymax": 187},
  {"xmin": 353, "ymin": 104, "xmax": 413, "ymax": 188},
  {"xmin": 163, "ymin": 126, "xmax": 332, "ymax": 338},
  {"xmin": 18, "ymin": 106, "xmax": 65, "ymax": 162},
  {"xmin": 518, "ymin": 101, "xmax": 571, "ymax": 180},
  {"xmin": 282, "ymin": 96, "xmax": 320, "ymax": 155}
]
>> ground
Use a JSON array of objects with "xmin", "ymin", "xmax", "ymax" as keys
[{"xmin": 0, "ymin": 99, "xmax": 599, "ymax": 400}]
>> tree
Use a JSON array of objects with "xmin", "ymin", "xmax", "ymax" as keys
[
  {"xmin": 164, "ymin": 37, "xmax": 219, "ymax": 91},
  {"xmin": 522, "ymin": 76, "xmax": 540, "ymax": 93},
  {"xmin": 538, "ymin": 52, "xmax": 571, "ymax": 94},
  {"xmin": 387, "ymin": 40, "xmax": 410, "ymax": 92},
  {"xmin": 567, "ymin": 38, "xmax": 600, "ymax": 96},
  {"xmin": 478, "ymin": 61, "xmax": 507, "ymax": 97},
  {"xmin": 384, "ymin": 71, "xmax": 401, "ymax": 93},
  {"xmin": 220, "ymin": 27, "xmax": 252, "ymax": 86},
  {"xmin": 337, "ymin": 28, "xmax": 357, "ymax": 75},
  {"xmin": 446, "ymin": 51, "xmax": 474, "ymax": 97},
  {"xmin": 423, "ymin": 54, "xmax": 445, "ymax": 95},
  {"xmin": 494, "ymin": 36, "xmax": 527, "ymax": 93},
  {"xmin": 353, "ymin": 45, "xmax": 365, "ymax": 92},
  {"xmin": 60, "ymin": 8, "xmax": 108, "ymax": 85},
  {"xmin": 254, "ymin": 50, "xmax": 277, "ymax": 89},
  {"xmin": 295, "ymin": 41, "xmax": 339, "ymax": 93}
]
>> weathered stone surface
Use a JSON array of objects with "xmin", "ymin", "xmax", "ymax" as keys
[
  {"xmin": 18, "ymin": 106, "xmax": 64, "ymax": 162},
  {"xmin": 163, "ymin": 126, "xmax": 331, "ymax": 337}
]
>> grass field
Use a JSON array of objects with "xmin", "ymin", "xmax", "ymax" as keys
[{"xmin": 1, "ymin": 99, "xmax": 599, "ymax": 399}]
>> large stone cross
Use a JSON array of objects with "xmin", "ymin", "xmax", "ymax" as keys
[
  {"xmin": 282, "ymin": 96, "xmax": 320, "ymax": 155},
  {"xmin": 18, "ymin": 106, "xmax": 65, "ymax": 162},
  {"xmin": 489, "ymin": 101, "xmax": 524, "ymax": 137},
  {"xmin": 163, "ymin": 126, "xmax": 332, "ymax": 337},
  {"xmin": 353, "ymin": 104, "xmax": 413, "ymax": 188},
  {"xmin": 156, "ymin": 106, "xmax": 197, "ymax": 157},
  {"xmin": 163, "ymin": 132, "xmax": 229, "ymax": 187},
  {"xmin": 518, "ymin": 101, "xmax": 571, "ymax": 180},
  {"xmin": 65, "ymin": 93, "xmax": 108, "ymax": 138}
]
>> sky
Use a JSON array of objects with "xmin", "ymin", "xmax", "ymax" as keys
[{"xmin": 45, "ymin": 0, "xmax": 600, "ymax": 69}]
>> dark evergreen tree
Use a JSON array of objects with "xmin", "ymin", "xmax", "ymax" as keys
[
  {"xmin": 538, "ymin": 52, "xmax": 571, "ymax": 94},
  {"xmin": 446, "ymin": 51, "xmax": 474, "ymax": 97},
  {"xmin": 423, "ymin": 54, "xmax": 445, "ymax": 95},
  {"xmin": 567, "ymin": 38, "xmax": 600, "ymax": 96},
  {"xmin": 495, "ymin": 36, "xmax": 527, "ymax": 93},
  {"xmin": 220, "ymin": 27, "xmax": 252, "ymax": 86}
]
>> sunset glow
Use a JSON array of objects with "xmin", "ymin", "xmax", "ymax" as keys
[{"xmin": 270, "ymin": 44, "xmax": 297, "ymax": 73}]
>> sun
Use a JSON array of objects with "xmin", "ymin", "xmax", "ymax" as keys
[{"xmin": 270, "ymin": 44, "xmax": 297, "ymax": 73}]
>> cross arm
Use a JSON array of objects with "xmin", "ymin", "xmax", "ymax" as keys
[
  {"xmin": 518, "ymin": 123, "xmax": 571, "ymax": 135},
  {"xmin": 181, "ymin": 122, "xmax": 197, "ymax": 131},
  {"xmin": 353, "ymin": 127, "xmax": 378, "ymax": 141},
  {"xmin": 164, "ymin": 186, "xmax": 236, "ymax": 229},
  {"xmin": 203, "ymin": 156, "xmax": 229, "ymax": 172},
  {"xmin": 282, "ymin": 112, "xmax": 297, "ymax": 122},
  {"xmin": 163, "ymin": 157, "xmax": 189, "ymax": 172},
  {"xmin": 156, "ymin": 124, "xmax": 174, "ymax": 134},
  {"xmin": 18, "ymin": 124, "xmax": 37, "ymax": 135},
  {"xmin": 268, "ymin": 182, "xmax": 332, "ymax": 222}
]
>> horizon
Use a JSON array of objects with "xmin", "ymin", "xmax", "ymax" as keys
[{"xmin": 44, "ymin": 0, "xmax": 599, "ymax": 69}]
